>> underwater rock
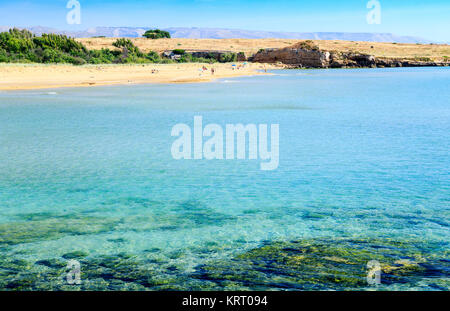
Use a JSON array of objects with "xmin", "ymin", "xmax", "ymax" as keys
[
  {"xmin": 0, "ymin": 216, "xmax": 120, "ymax": 246},
  {"xmin": 62, "ymin": 251, "xmax": 89, "ymax": 260},
  {"xmin": 194, "ymin": 238, "xmax": 449, "ymax": 290},
  {"xmin": 35, "ymin": 258, "xmax": 67, "ymax": 269},
  {"xmin": 1, "ymin": 238, "xmax": 447, "ymax": 291}
]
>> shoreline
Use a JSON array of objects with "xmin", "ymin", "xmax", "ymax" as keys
[
  {"xmin": 1, "ymin": 62, "xmax": 447, "ymax": 91},
  {"xmin": 0, "ymin": 63, "xmax": 278, "ymax": 91}
]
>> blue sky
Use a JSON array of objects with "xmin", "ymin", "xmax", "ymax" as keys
[{"xmin": 0, "ymin": 0, "xmax": 449, "ymax": 41}]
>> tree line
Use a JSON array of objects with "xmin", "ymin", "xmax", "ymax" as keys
[{"xmin": 0, "ymin": 28, "xmax": 239, "ymax": 65}]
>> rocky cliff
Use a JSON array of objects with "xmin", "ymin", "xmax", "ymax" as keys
[
  {"xmin": 251, "ymin": 41, "xmax": 449, "ymax": 68},
  {"xmin": 252, "ymin": 42, "xmax": 331, "ymax": 67}
]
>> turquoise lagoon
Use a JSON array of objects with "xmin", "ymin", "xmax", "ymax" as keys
[{"xmin": 0, "ymin": 68, "xmax": 448, "ymax": 290}]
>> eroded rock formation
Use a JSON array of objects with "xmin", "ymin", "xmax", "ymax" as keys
[{"xmin": 251, "ymin": 41, "xmax": 449, "ymax": 68}]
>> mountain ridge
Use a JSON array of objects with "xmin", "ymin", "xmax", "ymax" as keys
[{"xmin": 0, "ymin": 26, "xmax": 437, "ymax": 44}]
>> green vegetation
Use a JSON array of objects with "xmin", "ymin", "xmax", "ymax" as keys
[
  {"xmin": 0, "ymin": 28, "xmax": 90, "ymax": 65},
  {"xmin": 1, "ymin": 236, "xmax": 447, "ymax": 290},
  {"xmin": 172, "ymin": 49, "xmax": 186, "ymax": 55},
  {"xmin": 0, "ymin": 29, "xmax": 239, "ymax": 65},
  {"xmin": 414, "ymin": 56, "xmax": 432, "ymax": 62},
  {"xmin": 196, "ymin": 237, "xmax": 448, "ymax": 290},
  {"xmin": 0, "ymin": 28, "xmax": 124, "ymax": 65},
  {"xmin": 296, "ymin": 40, "xmax": 320, "ymax": 51},
  {"xmin": 181, "ymin": 54, "xmax": 217, "ymax": 64},
  {"xmin": 219, "ymin": 52, "xmax": 237, "ymax": 63},
  {"xmin": 142, "ymin": 29, "xmax": 171, "ymax": 39}
]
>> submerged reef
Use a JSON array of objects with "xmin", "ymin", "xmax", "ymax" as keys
[
  {"xmin": 194, "ymin": 238, "xmax": 449, "ymax": 291},
  {"xmin": 0, "ymin": 237, "xmax": 448, "ymax": 291},
  {"xmin": 0, "ymin": 215, "xmax": 121, "ymax": 246}
]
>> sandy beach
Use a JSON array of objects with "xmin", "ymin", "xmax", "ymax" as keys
[{"xmin": 0, "ymin": 62, "xmax": 276, "ymax": 91}]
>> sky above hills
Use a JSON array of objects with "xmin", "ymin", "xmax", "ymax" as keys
[{"xmin": 0, "ymin": 0, "xmax": 449, "ymax": 42}]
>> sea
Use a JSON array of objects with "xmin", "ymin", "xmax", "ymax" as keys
[{"xmin": 0, "ymin": 67, "xmax": 448, "ymax": 290}]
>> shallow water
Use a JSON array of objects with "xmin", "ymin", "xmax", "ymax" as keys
[{"xmin": 0, "ymin": 68, "xmax": 449, "ymax": 290}]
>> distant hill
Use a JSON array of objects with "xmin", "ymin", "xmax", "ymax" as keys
[
  {"xmin": 165, "ymin": 28, "xmax": 432, "ymax": 43},
  {"xmin": 0, "ymin": 26, "xmax": 434, "ymax": 43}
]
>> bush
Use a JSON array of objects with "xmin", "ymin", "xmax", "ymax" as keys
[
  {"xmin": 192, "ymin": 57, "xmax": 216, "ymax": 64},
  {"xmin": 112, "ymin": 38, "xmax": 134, "ymax": 50},
  {"xmin": 172, "ymin": 49, "xmax": 186, "ymax": 55},
  {"xmin": 219, "ymin": 53, "xmax": 237, "ymax": 63},
  {"xmin": 414, "ymin": 57, "xmax": 432, "ymax": 62},
  {"xmin": 143, "ymin": 29, "xmax": 171, "ymax": 39},
  {"xmin": 160, "ymin": 59, "xmax": 175, "ymax": 64},
  {"xmin": 0, "ymin": 29, "xmax": 167, "ymax": 65},
  {"xmin": 71, "ymin": 57, "xmax": 87, "ymax": 65},
  {"xmin": 295, "ymin": 40, "xmax": 320, "ymax": 51},
  {"xmin": 146, "ymin": 51, "xmax": 161, "ymax": 63},
  {"xmin": 0, "ymin": 48, "xmax": 8, "ymax": 62},
  {"xmin": 112, "ymin": 39, "xmax": 147, "ymax": 62},
  {"xmin": 89, "ymin": 48, "xmax": 117, "ymax": 64}
]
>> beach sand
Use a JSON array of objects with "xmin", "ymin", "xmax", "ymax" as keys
[{"xmin": 0, "ymin": 62, "xmax": 277, "ymax": 91}]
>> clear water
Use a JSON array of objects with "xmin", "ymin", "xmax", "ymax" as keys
[{"xmin": 0, "ymin": 67, "xmax": 449, "ymax": 290}]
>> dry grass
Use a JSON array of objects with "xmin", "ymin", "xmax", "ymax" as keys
[{"xmin": 78, "ymin": 38, "xmax": 450, "ymax": 61}]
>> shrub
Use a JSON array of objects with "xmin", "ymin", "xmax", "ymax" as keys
[
  {"xmin": 295, "ymin": 40, "xmax": 320, "ymax": 51},
  {"xmin": 0, "ymin": 48, "xmax": 8, "ymax": 62},
  {"xmin": 0, "ymin": 30, "xmax": 166, "ymax": 65},
  {"xmin": 71, "ymin": 57, "xmax": 87, "ymax": 65},
  {"xmin": 219, "ymin": 53, "xmax": 237, "ymax": 63},
  {"xmin": 146, "ymin": 51, "xmax": 161, "ymax": 63},
  {"xmin": 172, "ymin": 49, "xmax": 186, "ymax": 55},
  {"xmin": 414, "ymin": 57, "xmax": 432, "ymax": 62},
  {"xmin": 143, "ymin": 29, "xmax": 171, "ymax": 39},
  {"xmin": 192, "ymin": 57, "xmax": 216, "ymax": 64},
  {"xmin": 160, "ymin": 59, "xmax": 174, "ymax": 64},
  {"xmin": 112, "ymin": 39, "xmax": 135, "ymax": 50},
  {"xmin": 112, "ymin": 39, "xmax": 146, "ymax": 61}
]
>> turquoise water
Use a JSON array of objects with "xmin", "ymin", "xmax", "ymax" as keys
[{"xmin": 0, "ymin": 68, "xmax": 449, "ymax": 290}]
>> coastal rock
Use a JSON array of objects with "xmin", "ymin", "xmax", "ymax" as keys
[
  {"xmin": 346, "ymin": 53, "xmax": 376, "ymax": 67},
  {"xmin": 252, "ymin": 41, "xmax": 448, "ymax": 68},
  {"xmin": 252, "ymin": 47, "xmax": 330, "ymax": 68}
]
